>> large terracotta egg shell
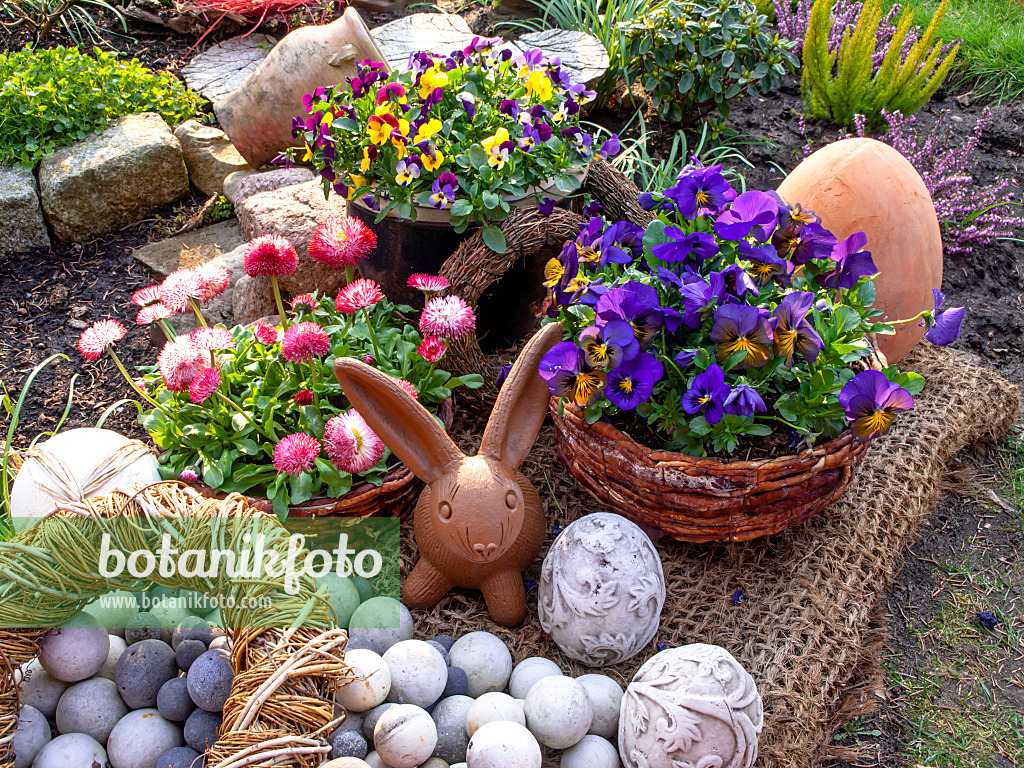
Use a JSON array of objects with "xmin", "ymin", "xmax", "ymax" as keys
[{"xmin": 776, "ymin": 138, "xmax": 943, "ymax": 363}]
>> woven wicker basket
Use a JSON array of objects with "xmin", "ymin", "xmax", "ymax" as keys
[{"xmin": 549, "ymin": 400, "xmax": 869, "ymax": 542}]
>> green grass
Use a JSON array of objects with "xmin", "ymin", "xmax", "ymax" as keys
[
  {"xmin": 997, "ymin": 426, "xmax": 1024, "ymax": 531},
  {"xmin": 887, "ymin": 0, "xmax": 1024, "ymax": 102}
]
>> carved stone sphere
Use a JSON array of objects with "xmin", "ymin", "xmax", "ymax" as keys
[
  {"xmin": 538, "ymin": 513, "xmax": 665, "ymax": 667},
  {"xmin": 618, "ymin": 644, "xmax": 763, "ymax": 768}
]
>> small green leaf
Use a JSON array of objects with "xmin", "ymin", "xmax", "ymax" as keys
[{"xmin": 481, "ymin": 225, "xmax": 507, "ymax": 253}]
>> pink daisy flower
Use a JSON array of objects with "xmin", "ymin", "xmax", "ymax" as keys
[
  {"xmin": 308, "ymin": 215, "xmax": 377, "ymax": 268},
  {"xmin": 254, "ymin": 320, "xmax": 279, "ymax": 345},
  {"xmin": 131, "ymin": 285, "xmax": 162, "ymax": 307},
  {"xmin": 136, "ymin": 304, "xmax": 171, "ymax": 325},
  {"xmin": 194, "ymin": 262, "xmax": 231, "ymax": 301},
  {"xmin": 335, "ymin": 279, "xmax": 385, "ymax": 314},
  {"xmin": 324, "ymin": 410, "xmax": 385, "ymax": 474},
  {"xmin": 291, "ymin": 293, "xmax": 316, "ymax": 310},
  {"xmin": 293, "ymin": 389, "xmax": 315, "ymax": 405},
  {"xmin": 420, "ymin": 295, "xmax": 476, "ymax": 340},
  {"xmin": 158, "ymin": 336, "xmax": 208, "ymax": 392},
  {"xmin": 159, "ymin": 268, "xmax": 205, "ymax": 314},
  {"xmin": 189, "ymin": 327, "xmax": 235, "ymax": 350},
  {"xmin": 273, "ymin": 433, "xmax": 321, "ymax": 475},
  {"xmin": 281, "ymin": 321, "xmax": 331, "ymax": 363},
  {"xmin": 78, "ymin": 320, "xmax": 126, "ymax": 361},
  {"xmin": 189, "ymin": 367, "xmax": 221, "ymax": 404},
  {"xmin": 416, "ymin": 335, "xmax": 446, "ymax": 363},
  {"xmin": 407, "ymin": 274, "xmax": 450, "ymax": 294},
  {"xmin": 244, "ymin": 234, "xmax": 299, "ymax": 277},
  {"xmin": 178, "ymin": 468, "xmax": 198, "ymax": 482},
  {"xmin": 394, "ymin": 378, "xmax": 418, "ymax": 400}
]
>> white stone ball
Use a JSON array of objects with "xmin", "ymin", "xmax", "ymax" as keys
[
  {"xmin": 431, "ymin": 695, "xmax": 474, "ymax": 730},
  {"xmin": 465, "ymin": 721, "xmax": 540, "ymax": 768},
  {"xmin": 362, "ymin": 752, "xmax": 392, "ymax": 768},
  {"xmin": 538, "ymin": 513, "xmax": 665, "ymax": 667},
  {"xmin": 507, "ymin": 657, "xmax": 562, "ymax": 700},
  {"xmin": 618, "ymin": 644, "xmax": 763, "ymax": 768},
  {"xmin": 348, "ymin": 598, "xmax": 414, "ymax": 655},
  {"xmin": 576, "ymin": 674, "xmax": 624, "ymax": 739},
  {"xmin": 97, "ymin": 635, "xmax": 129, "ymax": 681},
  {"xmin": 447, "ymin": 633, "xmax": 512, "ymax": 698},
  {"xmin": 11, "ymin": 429, "xmax": 160, "ymax": 531},
  {"xmin": 321, "ymin": 759, "xmax": 372, "ymax": 768},
  {"xmin": 85, "ymin": 590, "xmax": 139, "ymax": 639},
  {"xmin": 450, "ymin": 764, "xmax": 467, "ymax": 768},
  {"xmin": 16, "ymin": 660, "xmax": 68, "ymax": 719},
  {"xmin": 383, "ymin": 640, "xmax": 447, "ymax": 707},
  {"xmin": 31, "ymin": 733, "xmax": 106, "ymax": 768},
  {"xmin": 373, "ymin": 704, "xmax": 437, "ymax": 768},
  {"xmin": 523, "ymin": 676, "xmax": 592, "ymax": 749},
  {"xmin": 465, "ymin": 692, "xmax": 524, "ymax": 737},
  {"xmin": 56, "ymin": 677, "xmax": 128, "ymax": 744},
  {"xmin": 337, "ymin": 649, "xmax": 392, "ymax": 713},
  {"xmin": 12, "ymin": 706, "xmax": 50, "ymax": 768},
  {"xmin": 107, "ymin": 709, "xmax": 184, "ymax": 768},
  {"xmin": 38, "ymin": 612, "xmax": 110, "ymax": 682},
  {"xmin": 319, "ymin": 572, "xmax": 362, "ymax": 630},
  {"xmin": 562, "ymin": 735, "xmax": 621, "ymax": 768}
]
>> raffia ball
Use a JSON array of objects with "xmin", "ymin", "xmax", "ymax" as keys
[
  {"xmin": 618, "ymin": 644, "xmax": 763, "ymax": 768},
  {"xmin": 538, "ymin": 513, "xmax": 665, "ymax": 667}
]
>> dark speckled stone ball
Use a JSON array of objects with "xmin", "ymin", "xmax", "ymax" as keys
[
  {"xmin": 157, "ymin": 677, "xmax": 197, "ymax": 722},
  {"xmin": 184, "ymin": 707, "xmax": 222, "ymax": 753},
  {"xmin": 186, "ymin": 650, "xmax": 234, "ymax": 712},
  {"xmin": 115, "ymin": 639, "xmax": 178, "ymax": 709},
  {"xmin": 125, "ymin": 612, "xmax": 163, "ymax": 645},
  {"xmin": 175, "ymin": 640, "xmax": 207, "ymax": 672},
  {"xmin": 440, "ymin": 666, "xmax": 468, "ymax": 698},
  {"xmin": 329, "ymin": 729, "xmax": 369, "ymax": 760},
  {"xmin": 156, "ymin": 746, "xmax": 203, "ymax": 768}
]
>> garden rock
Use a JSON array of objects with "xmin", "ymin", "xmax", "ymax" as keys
[
  {"xmin": 0, "ymin": 165, "xmax": 50, "ymax": 256},
  {"xmin": 232, "ymin": 273, "xmax": 277, "ymax": 325},
  {"xmin": 181, "ymin": 34, "xmax": 278, "ymax": 103},
  {"xmin": 132, "ymin": 219, "xmax": 245, "ymax": 279},
  {"xmin": 173, "ymin": 120, "xmax": 251, "ymax": 197},
  {"xmin": 235, "ymin": 180, "xmax": 348, "ymax": 294},
  {"xmin": 223, "ymin": 167, "xmax": 315, "ymax": 206},
  {"xmin": 513, "ymin": 30, "xmax": 609, "ymax": 88},
  {"xmin": 39, "ymin": 112, "xmax": 190, "ymax": 242}
]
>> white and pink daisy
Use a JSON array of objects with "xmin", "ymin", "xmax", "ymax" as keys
[
  {"xmin": 281, "ymin": 321, "xmax": 331, "ymax": 363},
  {"xmin": 335, "ymin": 279, "xmax": 385, "ymax": 314},
  {"xmin": 78, "ymin": 320, "xmax": 126, "ymax": 361},
  {"xmin": 244, "ymin": 234, "xmax": 299, "ymax": 277},
  {"xmin": 189, "ymin": 326, "xmax": 235, "ymax": 350},
  {"xmin": 308, "ymin": 215, "xmax": 377, "ymax": 268},
  {"xmin": 273, "ymin": 433, "xmax": 321, "ymax": 475},
  {"xmin": 159, "ymin": 268, "xmax": 205, "ymax": 315},
  {"xmin": 291, "ymin": 293, "xmax": 316, "ymax": 310},
  {"xmin": 407, "ymin": 274, "xmax": 450, "ymax": 294},
  {"xmin": 189, "ymin": 367, "xmax": 221, "ymax": 404},
  {"xmin": 394, "ymin": 378, "xmax": 418, "ymax": 400},
  {"xmin": 324, "ymin": 410, "xmax": 385, "ymax": 474},
  {"xmin": 293, "ymin": 389, "xmax": 315, "ymax": 405},
  {"xmin": 193, "ymin": 262, "xmax": 231, "ymax": 301},
  {"xmin": 157, "ymin": 336, "xmax": 208, "ymax": 392},
  {"xmin": 178, "ymin": 468, "xmax": 198, "ymax": 482},
  {"xmin": 131, "ymin": 285, "xmax": 162, "ymax": 307},
  {"xmin": 136, "ymin": 304, "xmax": 171, "ymax": 325},
  {"xmin": 416, "ymin": 335, "xmax": 446, "ymax": 363},
  {"xmin": 419, "ymin": 295, "xmax": 476, "ymax": 340},
  {"xmin": 253, "ymin": 320, "xmax": 279, "ymax": 345}
]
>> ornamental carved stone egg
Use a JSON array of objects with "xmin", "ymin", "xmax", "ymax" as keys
[
  {"xmin": 776, "ymin": 137, "xmax": 943, "ymax": 364},
  {"xmin": 618, "ymin": 644, "xmax": 763, "ymax": 768},
  {"xmin": 538, "ymin": 513, "xmax": 665, "ymax": 667}
]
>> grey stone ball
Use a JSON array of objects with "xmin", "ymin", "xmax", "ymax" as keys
[
  {"xmin": 439, "ymin": 667, "xmax": 468, "ymax": 699},
  {"xmin": 351, "ymin": 575, "xmax": 373, "ymax": 603},
  {"xmin": 431, "ymin": 722, "xmax": 467, "ymax": 765},
  {"xmin": 362, "ymin": 703, "xmax": 395, "ymax": 742},
  {"xmin": 107, "ymin": 709, "xmax": 184, "ymax": 768},
  {"xmin": 97, "ymin": 635, "xmax": 128, "ymax": 681},
  {"xmin": 115, "ymin": 639, "xmax": 178, "ymax": 709},
  {"xmin": 12, "ymin": 704, "xmax": 50, "ymax": 768},
  {"xmin": 347, "ymin": 598, "xmax": 413, "ymax": 655},
  {"xmin": 156, "ymin": 746, "xmax": 203, "ymax": 768},
  {"xmin": 329, "ymin": 729, "xmax": 369, "ymax": 760},
  {"xmin": 424, "ymin": 641, "xmax": 449, "ymax": 666},
  {"xmin": 55, "ymin": 677, "xmax": 128, "ymax": 744},
  {"xmin": 38, "ymin": 613, "xmax": 110, "ymax": 683},
  {"xmin": 125, "ymin": 613, "xmax": 163, "ymax": 645},
  {"xmin": 184, "ymin": 708, "xmax": 222, "ymax": 753},
  {"xmin": 31, "ymin": 733, "xmax": 106, "ymax": 768},
  {"xmin": 15, "ymin": 660, "xmax": 67, "ymax": 719},
  {"xmin": 176, "ymin": 640, "xmax": 207, "ymax": 672},
  {"xmin": 419, "ymin": 760, "xmax": 449, "ymax": 768},
  {"xmin": 186, "ymin": 650, "xmax": 234, "ymax": 712},
  {"xmin": 138, "ymin": 586, "xmax": 179, "ymax": 610},
  {"xmin": 158, "ymin": 677, "xmax": 197, "ymax": 722},
  {"xmin": 430, "ymin": 635, "xmax": 455, "ymax": 653},
  {"xmin": 172, "ymin": 617, "xmax": 213, "ymax": 651}
]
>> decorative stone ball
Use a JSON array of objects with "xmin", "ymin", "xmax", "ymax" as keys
[
  {"xmin": 86, "ymin": 589, "xmax": 139, "ymax": 639},
  {"xmin": 362, "ymin": 703, "xmax": 396, "ymax": 742},
  {"xmin": 187, "ymin": 649, "xmax": 235, "ymax": 712},
  {"xmin": 115, "ymin": 639, "xmax": 178, "ymax": 709},
  {"xmin": 523, "ymin": 676, "xmax": 592, "ymax": 750},
  {"xmin": 176, "ymin": 639, "xmax": 208, "ymax": 672},
  {"xmin": 450, "ymin": 764, "xmax": 467, "ymax": 768},
  {"xmin": 330, "ymin": 728, "xmax": 369, "ymax": 760},
  {"xmin": 508, "ymin": 658, "xmax": 562, "ymax": 700},
  {"xmin": 776, "ymin": 137, "xmax": 943, "ymax": 364},
  {"xmin": 321, "ymin": 760, "xmax": 372, "ymax": 768},
  {"xmin": 150, "ymin": 597, "xmax": 194, "ymax": 644},
  {"xmin": 618, "ymin": 644, "xmax": 763, "ymax": 768},
  {"xmin": 158, "ymin": 677, "xmax": 197, "ymax": 722},
  {"xmin": 351, "ymin": 575, "xmax": 374, "ymax": 603},
  {"xmin": 348, "ymin": 598, "xmax": 414, "ymax": 655},
  {"xmin": 15, "ymin": 659, "xmax": 68, "ymax": 718},
  {"xmin": 107, "ymin": 709, "xmax": 184, "ymax": 768},
  {"xmin": 334, "ymin": 710, "xmax": 365, "ymax": 734},
  {"xmin": 156, "ymin": 746, "xmax": 203, "ymax": 768},
  {"xmin": 56, "ymin": 677, "xmax": 128, "ymax": 744},
  {"xmin": 184, "ymin": 708, "xmax": 222, "ymax": 753},
  {"xmin": 384, "ymin": 640, "xmax": 448, "ymax": 707},
  {"xmin": 125, "ymin": 612, "xmax": 163, "ymax": 645},
  {"xmin": 209, "ymin": 635, "xmax": 230, "ymax": 653},
  {"xmin": 12, "ymin": 705, "xmax": 50, "ymax": 768},
  {"xmin": 430, "ymin": 694, "xmax": 474, "ymax": 732},
  {"xmin": 38, "ymin": 612, "xmax": 110, "ymax": 682},
  {"xmin": 97, "ymin": 634, "xmax": 128, "ymax": 681},
  {"xmin": 466, "ymin": 692, "xmax": 525, "ymax": 737},
  {"xmin": 575, "ymin": 674, "xmax": 623, "ymax": 739},
  {"xmin": 562, "ymin": 735, "xmax": 621, "ymax": 768},
  {"xmin": 440, "ymin": 667, "xmax": 468, "ymax": 698},
  {"xmin": 538, "ymin": 513, "xmax": 665, "ymax": 667},
  {"xmin": 430, "ymin": 635, "xmax": 455, "ymax": 653},
  {"xmin": 31, "ymin": 733, "xmax": 107, "ymax": 768},
  {"xmin": 319, "ymin": 572, "xmax": 362, "ymax": 629},
  {"xmin": 419, "ymin": 760, "xmax": 448, "ymax": 768},
  {"xmin": 10, "ymin": 428, "xmax": 160, "ymax": 530},
  {"xmin": 447, "ymin": 632, "xmax": 512, "ymax": 698},
  {"xmin": 373, "ymin": 704, "xmax": 437, "ymax": 768},
  {"xmin": 337, "ymin": 648, "xmax": 392, "ymax": 713},
  {"xmin": 362, "ymin": 752, "xmax": 388, "ymax": 768},
  {"xmin": 172, "ymin": 617, "xmax": 213, "ymax": 650},
  {"xmin": 432, "ymin": 721, "xmax": 468, "ymax": 765},
  {"xmin": 424, "ymin": 640, "xmax": 449, "ymax": 666},
  {"xmin": 465, "ymin": 721, "xmax": 541, "ymax": 768}
]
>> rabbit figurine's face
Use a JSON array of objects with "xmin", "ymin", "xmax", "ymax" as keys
[{"xmin": 428, "ymin": 455, "xmax": 526, "ymax": 565}]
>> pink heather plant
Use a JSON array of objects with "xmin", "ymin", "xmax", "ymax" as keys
[{"xmin": 775, "ymin": 0, "xmax": 919, "ymax": 66}]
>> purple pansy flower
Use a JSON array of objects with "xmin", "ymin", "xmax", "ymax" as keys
[
  {"xmin": 820, "ymin": 232, "xmax": 878, "ymax": 290},
  {"xmin": 721, "ymin": 263, "xmax": 759, "ymax": 301},
  {"xmin": 771, "ymin": 291, "xmax": 823, "ymax": 365},
  {"xmin": 923, "ymin": 288, "xmax": 965, "ymax": 346},
  {"xmin": 723, "ymin": 383, "xmax": 767, "ymax": 417},
  {"xmin": 674, "ymin": 349, "xmax": 698, "ymax": 368},
  {"xmin": 710, "ymin": 304, "xmax": 774, "ymax": 369},
  {"xmin": 458, "ymin": 91, "xmax": 476, "ymax": 120},
  {"xmin": 596, "ymin": 282, "xmax": 664, "ymax": 348},
  {"xmin": 599, "ymin": 221, "xmax": 643, "ymax": 266},
  {"xmin": 666, "ymin": 164, "xmax": 736, "ymax": 220},
  {"xmin": 579, "ymin": 321, "xmax": 639, "ymax": 368},
  {"xmin": 739, "ymin": 241, "xmax": 794, "ymax": 286},
  {"xmin": 714, "ymin": 191, "xmax": 780, "ymax": 242},
  {"xmin": 538, "ymin": 197, "xmax": 557, "ymax": 216},
  {"xmin": 428, "ymin": 177, "xmax": 457, "ymax": 209},
  {"xmin": 773, "ymin": 221, "xmax": 837, "ymax": 265},
  {"xmin": 302, "ymin": 87, "xmax": 326, "ymax": 113},
  {"xmin": 651, "ymin": 227, "xmax": 720, "ymax": 263},
  {"xmin": 679, "ymin": 273, "xmax": 726, "ymax": 328},
  {"xmin": 538, "ymin": 342, "xmax": 607, "ymax": 407},
  {"xmin": 682, "ymin": 363, "xmax": 730, "ymax": 424},
  {"xmin": 582, "ymin": 200, "xmax": 605, "ymax": 218},
  {"xmin": 595, "ymin": 135, "xmax": 620, "ymax": 160},
  {"xmin": 606, "ymin": 352, "xmax": 664, "ymax": 410},
  {"xmin": 518, "ymin": 124, "xmax": 542, "ymax": 152},
  {"xmin": 567, "ymin": 83, "xmax": 596, "ymax": 104},
  {"xmin": 500, "ymin": 98, "xmax": 519, "ymax": 116},
  {"xmin": 839, "ymin": 370, "xmax": 914, "ymax": 442}
]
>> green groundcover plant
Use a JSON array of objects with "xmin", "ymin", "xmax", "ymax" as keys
[{"xmin": 0, "ymin": 46, "xmax": 202, "ymax": 165}]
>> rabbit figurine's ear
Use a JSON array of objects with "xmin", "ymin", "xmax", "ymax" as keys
[
  {"xmin": 480, "ymin": 321, "xmax": 563, "ymax": 471},
  {"xmin": 335, "ymin": 358, "xmax": 463, "ymax": 484}
]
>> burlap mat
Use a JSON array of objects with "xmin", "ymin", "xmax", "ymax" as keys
[{"xmin": 404, "ymin": 344, "xmax": 1021, "ymax": 768}]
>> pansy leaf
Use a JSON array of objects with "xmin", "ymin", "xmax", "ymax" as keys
[
  {"xmin": 467, "ymin": 144, "xmax": 488, "ymax": 168},
  {"xmin": 722, "ymin": 349, "xmax": 749, "ymax": 372},
  {"xmin": 482, "ymin": 225, "xmax": 507, "ymax": 253},
  {"xmin": 450, "ymin": 199, "xmax": 473, "ymax": 217}
]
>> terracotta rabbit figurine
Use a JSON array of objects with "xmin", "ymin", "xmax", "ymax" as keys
[{"xmin": 334, "ymin": 322, "xmax": 562, "ymax": 626}]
